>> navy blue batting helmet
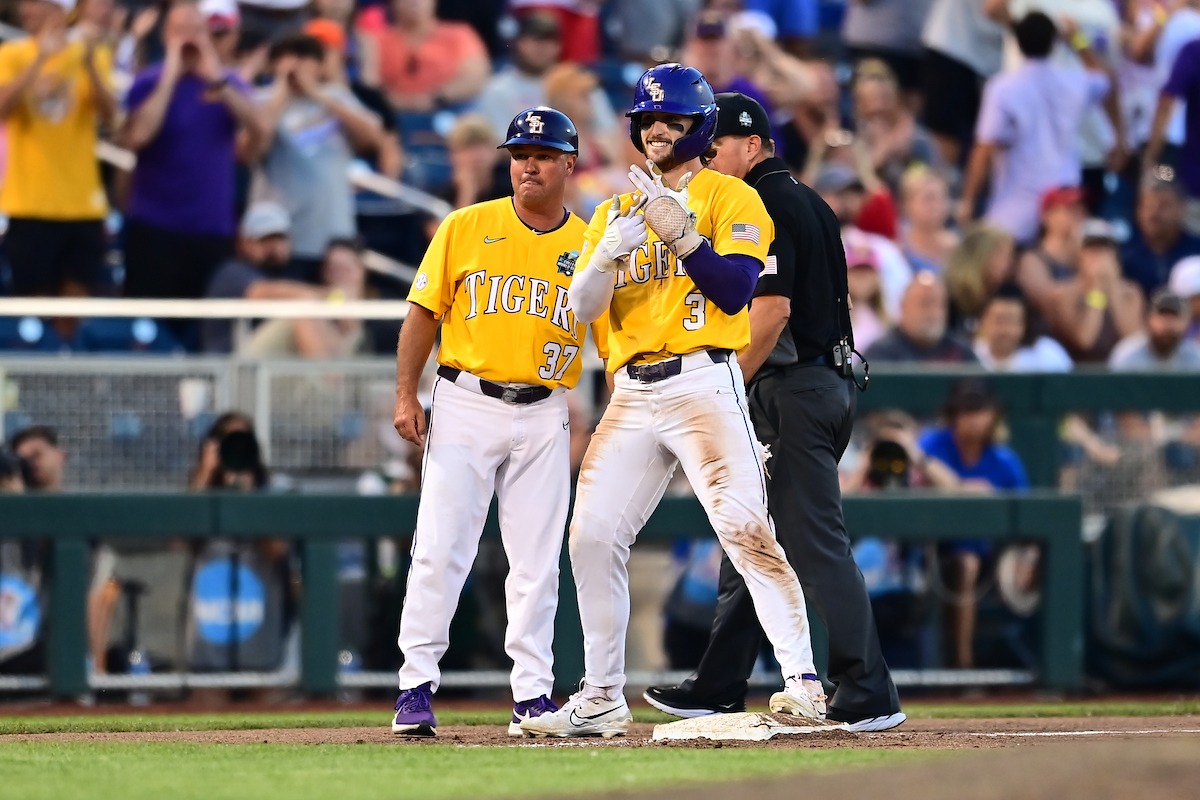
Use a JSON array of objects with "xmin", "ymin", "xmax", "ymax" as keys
[
  {"xmin": 499, "ymin": 107, "xmax": 579, "ymax": 153},
  {"xmin": 627, "ymin": 64, "xmax": 717, "ymax": 163}
]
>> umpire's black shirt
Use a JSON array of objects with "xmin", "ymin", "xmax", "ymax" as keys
[{"xmin": 746, "ymin": 157, "xmax": 851, "ymax": 372}]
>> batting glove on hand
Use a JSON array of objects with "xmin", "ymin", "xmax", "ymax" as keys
[
  {"xmin": 590, "ymin": 193, "xmax": 647, "ymax": 273},
  {"xmin": 628, "ymin": 160, "xmax": 703, "ymax": 260}
]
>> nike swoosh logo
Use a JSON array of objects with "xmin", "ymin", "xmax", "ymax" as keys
[
  {"xmin": 562, "ymin": 421, "xmax": 569, "ymax": 430},
  {"xmin": 484, "ymin": 236, "xmax": 505, "ymax": 244},
  {"xmin": 569, "ymin": 708, "xmax": 618, "ymax": 726}
]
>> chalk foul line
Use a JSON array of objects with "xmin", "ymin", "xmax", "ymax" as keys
[{"xmin": 971, "ymin": 729, "xmax": 1200, "ymax": 738}]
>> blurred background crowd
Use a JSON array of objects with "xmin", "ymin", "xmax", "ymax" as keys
[
  {"xmin": 4, "ymin": 0, "xmax": 1200, "ymax": 698},
  {"xmin": 1, "ymin": 0, "xmax": 1199, "ymax": 368}
]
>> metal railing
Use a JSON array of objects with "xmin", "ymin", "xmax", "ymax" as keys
[{"xmin": 3, "ymin": 355, "xmax": 1196, "ymax": 497}]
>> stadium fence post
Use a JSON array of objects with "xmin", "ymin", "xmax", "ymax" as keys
[
  {"xmin": 1020, "ymin": 494, "xmax": 1085, "ymax": 690},
  {"xmin": 48, "ymin": 537, "xmax": 89, "ymax": 697},
  {"xmin": 301, "ymin": 539, "xmax": 341, "ymax": 695}
]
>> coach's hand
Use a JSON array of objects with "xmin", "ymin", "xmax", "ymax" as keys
[
  {"xmin": 394, "ymin": 392, "xmax": 427, "ymax": 448},
  {"xmin": 593, "ymin": 194, "xmax": 648, "ymax": 272},
  {"xmin": 629, "ymin": 162, "xmax": 702, "ymax": 259}
]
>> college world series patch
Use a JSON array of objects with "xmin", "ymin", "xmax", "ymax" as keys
[{"xmin": 557, "ymin": 251, "xmax": 579, "ymax": 276}]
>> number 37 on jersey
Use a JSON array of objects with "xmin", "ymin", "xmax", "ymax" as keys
[{"xmin": 407, "ymin": 198, "xmax": 606, "ymax": 391}]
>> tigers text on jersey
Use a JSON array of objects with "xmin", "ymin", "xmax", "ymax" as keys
[
  {"xmin": 410, "ymin": 197, "xmax": 595, "ymax": 390},
  {"xmin": 581, "ymin": 168, "xmax": 774, "ymax": 371}
]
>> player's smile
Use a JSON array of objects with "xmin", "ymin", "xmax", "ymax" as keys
[
  {"xmin": 639, "ymin": 113, "xmax": 690, "ymax": 168},
  {"xmin": 645, "ymin": 138, "xmax": 673, "ymax": 156}
]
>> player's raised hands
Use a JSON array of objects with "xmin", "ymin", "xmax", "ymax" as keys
[
  {"xmin": 394, "ymin": 392, "xmax": 427, "ymax": 448},
  {"xmin": 628, "ymin": 160, "xmax": 692, "ymax": 207},
  {"xmin": 594, "ymin": 193, "xmax": 647, "ymax": 271},
  {"xmin": 629, "ymin": 161, "xmax": 702, "ymax": 259}
]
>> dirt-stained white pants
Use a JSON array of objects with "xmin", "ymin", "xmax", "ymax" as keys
[
  {"xmin": 569, "ymin": 352, "xmax": 816, "ymax": 696},
  {"xmin": 397, "ymin": 375, "xmax": 569, "ymax": 702}
]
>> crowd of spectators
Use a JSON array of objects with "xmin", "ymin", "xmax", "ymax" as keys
[{"xmin": 0, "ymin": 0, "xmax": 1197, "ymax": 368}]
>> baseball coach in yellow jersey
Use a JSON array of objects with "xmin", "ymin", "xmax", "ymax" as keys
[
  {"xmin": 521, "ymin": 65, "xmax": 825, "ymax": 739},
  {"xmin": 390, "ymin": 107, "xmax": 599, "ymax": 737}
]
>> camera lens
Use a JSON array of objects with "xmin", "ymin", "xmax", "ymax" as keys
[{"xmin": 218, "ymin": 430, "xmax": 261, "ymax": 472}]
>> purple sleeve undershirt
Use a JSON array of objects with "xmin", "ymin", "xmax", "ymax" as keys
[{"xmin": 681, "ymin": 242, "xmax": 760, "ymax": 315}]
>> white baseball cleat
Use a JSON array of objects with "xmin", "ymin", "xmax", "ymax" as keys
[
  {"xmin": 768, "ymin": 675, "xmax": 828, "ymax": 719},
  {"xmin": 519, "ymin": 692, "xmax": 632, "ymax": 738}
]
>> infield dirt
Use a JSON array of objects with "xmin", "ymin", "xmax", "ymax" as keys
[{"xmin": 5, "ymin": 714, "xmax": 1198, "ymax": 750}]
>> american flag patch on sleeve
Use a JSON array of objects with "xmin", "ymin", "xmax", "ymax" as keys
[
  {"xmin": 760, "ymin": 255, "xmax": 777, "ymax": 277},
  {"xmin": 731, "ymin": 223, "xmax": 761, "ymax": 245}
]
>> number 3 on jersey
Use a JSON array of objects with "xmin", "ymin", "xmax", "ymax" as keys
[
  {"xmin": 683, "ymin": 291, "xmax": 706, "ymax": 331},
  {"xmin": 539, "ymin": 343, "xmax": 580, "ymax": 380}
]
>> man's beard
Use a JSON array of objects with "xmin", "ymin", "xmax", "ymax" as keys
[
  {"xmin": 644, "ymin": 136, "xmax": 682, "ymax": 173},
  {"xmin": 1149, "ymin": 331, "xmax": 1182, "ymax": 358}
]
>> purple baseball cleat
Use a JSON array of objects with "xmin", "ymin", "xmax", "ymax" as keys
[
  {"xmin": 392, "ymin": 682, "xmax": 436, "ymax": 736},
  {"xmin": 509, "ymin": 695, "xmax": 559, "ymax": 737}
]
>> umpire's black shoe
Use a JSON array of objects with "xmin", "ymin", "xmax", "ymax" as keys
[{"xmin": 643, "ymin": 685, "xmax": 746, "ymax": 718}]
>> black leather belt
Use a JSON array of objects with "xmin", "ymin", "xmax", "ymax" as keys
[
  {"xmin": 625, "ymin": 349, "xmax": 731, "ymax": 383},
  {"xmin": 437, "ymin": 366, "xmax": 552, "ymax": 405},
  {"xmin": 794, "ymin": 353, "xmax": 833, "ymax": 368}
]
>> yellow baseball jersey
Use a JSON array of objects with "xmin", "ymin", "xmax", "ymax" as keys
[
  {"xmin": 581, "ymin": 168, "xmax": 773, "ymax": 371},
  {"xmin": 0, "ymin": 39, "xmax": 111, "ymax": 219},
  {"xmin": 410, "ymin": 197, "xmax": 599, "ymax": 390}
]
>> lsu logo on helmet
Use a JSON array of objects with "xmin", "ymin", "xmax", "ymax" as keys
[{"xmin": 626, "ymin": 64, "xmax": 717, "ymax": 163}]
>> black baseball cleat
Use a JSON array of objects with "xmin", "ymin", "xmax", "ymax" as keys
[
  {"xmin": 825, "ymin": 708, "xmax": 907, "ymax": 732},
  {"xmin": 643, "ymin": 685, "xmax": 746, "ymax": 718}
]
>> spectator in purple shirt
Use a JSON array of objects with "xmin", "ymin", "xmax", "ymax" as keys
[
  {"xmin": 1146, "ymin": 36, "xmax": 1200, "ymax": 236},
  {"xmin": 957, "ymin": 12, "xmax": 1110, "ymax": 244},
  {"xmin": 120, "ymin": 3, "xmax": 265, "ymax": 307}
]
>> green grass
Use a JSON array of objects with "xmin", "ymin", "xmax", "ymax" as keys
[
  {"xmin": 1, "ymin": 699, "xmax": 1197, "ymax": 736},
  {"xmin": 2, "ymin": 700, "xmax": 1195, "ymax": 800},
  {"xmin": 0, "ymin": 741, "xmax": 925, "ymax": 800}
]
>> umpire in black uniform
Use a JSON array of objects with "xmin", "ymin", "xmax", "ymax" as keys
[{"xmin": 646, "ymin": 94, "xmax": 905, "ymax": 732}]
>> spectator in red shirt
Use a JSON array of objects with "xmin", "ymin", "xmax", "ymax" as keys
[
  {"xmin": 358, "ymin": 0, "xmax": 489, "ymax": 111},
  {"xmin": 510, "ymin": 0, "xmax": 601, "ymax": 64}
]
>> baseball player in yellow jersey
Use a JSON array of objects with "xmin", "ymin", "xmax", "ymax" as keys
[
  {"xmin": 390, "ymin": 107, "xmax": 597, "ymax": 738},
  {"xmin": 521, "ymin": 65, "xmax": 825, "ymax": 739}
]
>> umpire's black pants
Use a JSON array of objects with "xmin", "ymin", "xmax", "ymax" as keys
[{"xmin": 680, "ymin": 364, "xmax": 901, "ymax": 718}]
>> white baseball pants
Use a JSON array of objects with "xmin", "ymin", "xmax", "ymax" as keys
[
  {"xmin": 396, "ymin": 375, "xmax": 569, "ymax": 702},
  {"xmin": 569, "ymin": 352, "xmax": 816, "ymax": 695}
]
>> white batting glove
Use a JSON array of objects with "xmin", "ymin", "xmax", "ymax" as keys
[
  {"xmin": 628, "ymin": 160, "xmax": 703, "ymax": 260},
  {"xmin": 589, "ymin": 194, "xmax": 647, "ymax": 273}
]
